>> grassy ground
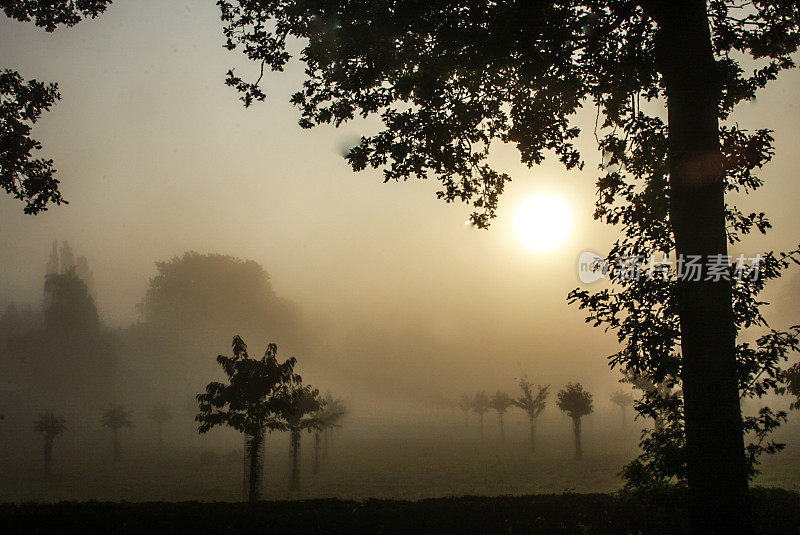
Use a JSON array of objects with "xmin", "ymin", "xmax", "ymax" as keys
[{"xmin": 2, "ymin": 488, "xmax": 799, "ymax": 534}]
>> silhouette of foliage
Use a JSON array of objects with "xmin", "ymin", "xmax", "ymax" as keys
[
  {"xmin": 313, "ymin": 393, "xmax": 346, "ymax": 473},
  {"xmin": 778, "ymin": 362, "xmax": 800, "ymax": 410},
  {"xmin": 557, "ymin": 383, "xmax": 594, "ymax": 459},
  {"xmin": 278, "ymin": 384, "xmax": 323, "ymax": 490},
  {"xmin": 0, "ymin": 0, "xmax": 112, "ymax": 213},
  {"xmin": 196, "ymin": 335, "xmax": 299, "ymax": 501},
  {"xmin": 218, "ymin": 2, "xmax": 800, "ymax": 528},
  {"xmin": 137, "ymin": 252, "xmax": 300, "ymax": 345}
]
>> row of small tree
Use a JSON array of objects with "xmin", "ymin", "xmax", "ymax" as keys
[
  {"xmin": 30, "ymin": 403, "xmax": 170, "ymax": 479},
  {"xmin": 195, "ymin": 336, "xmax": 346, "ymax": 501},
  {"xmin": 455, "ymin": 380, "xmax": 597, "ymax": 459}
]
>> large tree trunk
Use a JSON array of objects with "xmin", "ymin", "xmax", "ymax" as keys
[
  {"xmin": 478, "ymin": 413, "xmax": 484, "ymax": 439},
  {"xmin": 245, "ymin": 431, "xmax": 263, "ymax": 502},
  {"xmin": 571, "ymin": 416, "xmax": 582, "ymax": 460},
  {"xmin": 290, "ymin": 430, "xmax": 301, "ymax": 490},
  {"xmin": 43, "ymin": 436, "xmax": 53, "ymax": 478},
  {"xmin": 651, "ymin": 3, "xmax": 752, "ymax": 533}
]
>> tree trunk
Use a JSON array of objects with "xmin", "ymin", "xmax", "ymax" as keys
[
  {"xmin": 650, "ymin": 3, "xmax": 752, "ymax": 533},
  {"xmin": 246, "ymin": 431, "xmax": 263, "ymax": 502},
  {"xmin": 498, "ymin": 412, "xmax": 505, "ymax": 442},
  {"xmin": 290, "ymin": 429, "xmax": 301, "ymax": 490},
  {"xmin": 112, "ymin": 428, "xmax": 120, "ymax": 463},
  {"xmin": 323, "ymin": 428, "xmax": 329, "ymax": 460},
  {"xmin": 571, "ymin": 416, "xmax": 582, "ymax": 460},
  {"xmin": 478, "ymin": 413, "xmax": 484, "ymax": 439},
  {"xmin": 43, "ymin": 435, "xmax": 53, "ymax": 478},
  {"xmin": 528, "ymin": 415, "xmax": 536, "ymax": 452},
  {"xmin": 313, "ymin": 431, "xmax": 321, "ymax": 474}
]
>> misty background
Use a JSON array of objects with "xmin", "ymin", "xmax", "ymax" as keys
[{"xmin": 2, "ymin": 0, "xmax": 800, "ymax": 501}]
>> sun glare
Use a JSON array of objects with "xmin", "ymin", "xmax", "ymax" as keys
[{"xmin": 515, "ymin": 193, "xmax": 572, "ymax": 253}]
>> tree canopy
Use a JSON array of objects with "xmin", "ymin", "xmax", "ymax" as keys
[
  {"xmin": 217, "ymin": 0, "xmax": 799, "ymax": 226},
  {"xmin": 557, "ymin": 383, "xmax": 594, "ymax": 419},
  {"xmin": 0, "ymin": 0, "xmax": 113, "ymax": 213},
  {"xmin": 196, "ymin": 335, "xmax": 300, "ymax": 438}
]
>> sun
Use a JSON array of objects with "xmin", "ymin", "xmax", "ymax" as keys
[{"xmin": 515, "ymin": 193, "xmax": 572, "ymax": 253}]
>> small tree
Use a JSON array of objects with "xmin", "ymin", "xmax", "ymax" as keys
[
  {"xmin": 147, "ymin": 403, "xmax": 173, "ymax": 450},
  {"xmin": 278, "ymin": 384, "xmax": 323, "ymax": 490},
  {"xmin": 456, "ymin": 394, "xmax": 472, "ymax": 427},
  {"xmin": 611, "ymin": 390, "xmax": 634, "ymax": 430},
  {"xmin": 514, "ymin": 379, "xmax": 549, "ymax": 452},
  {"xmin": 101, "ymin": 404, "xmax": 133, "ymax": 463},
  {"xmin": 489, "ymin": 391, "xmax": 513, "ymax": 442},
  {"xmin": 557, "ymin": 383, "xmax": 594, "ymax": 460},
  {"xmin": 34, "ymin": 412, "xmax": 66, "ymax": 478},
  {"xmin": 471, "ymin": 391, "xmax": 490, "ymax": 439},
  {"xmin": 314, "ymin": 393, "xmax": 347, "ymax": 473},
  {"xmin": 196, "ymin": 336, "xmax": 299, "ymax": 502}
]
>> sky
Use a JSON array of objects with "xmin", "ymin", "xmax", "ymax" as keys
[{"xmin": 2, "ymin": 0, "xmax": 800, "ymax": 404}]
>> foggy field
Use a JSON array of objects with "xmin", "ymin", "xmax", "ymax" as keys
[{"xmin": 2, "ymin": 411, "xmax": 799, "ymax": 503}]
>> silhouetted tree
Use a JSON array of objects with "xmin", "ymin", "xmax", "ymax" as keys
[
  {"xmin": 778, "ymin": 363, "xmax": 800, "ymax": 410},
  {"xmin": 557, "ymin": 384, "xmax": 594, "ymax": 460},
  {"xmin": 489, "ymin": 391, "xmax": 513, "ymax": 442},
  {"xmin": 456, "ymin": 394, "xmax": 472, "ymax": 427},
  {"xmin": 196, "ymin": 336, "xmax": 299, "ymax": 502},
  {"xmin": 147, "ymin": 403, "xmax": 173, "ymax": 450},
  {"xmin": 137, "ymin": 252, "xmax": 300, "ymax": 346},
  {"xmin": 8, "ymin": 249, "xmax": 118, "ymax": 409},
  {"xmin": 514, "ymin": 379, "xmax": 549, "ymax": 452},
  {"xmin": 278, "ymin": 384, "xmax": 323, "ymax": 490},
  {"xmin": 314, "ymin": 393, "xmax": 347, "ymax": 473},
  {"xmin": 33, "ymin": 412, "xmax": 65, "ymax": 478},
  {"xmin": 101, "ymin": 404, "xmax": 133, "ymax": 463},
  {"xmin": 217, "ymin": 3, "xmax": 800, "ymax": 530},
  {"xmin": 1, "ymin": 1, "xmax": 112, "ymax": 213},
  {"xmin": 471, "ymin": 391, "xmax": 490, "ymax": 440},
  {"xmin": 611, "ymin": 391, "xmax": 634, "ymax": 430}
]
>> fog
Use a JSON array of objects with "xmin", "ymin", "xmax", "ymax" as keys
[{"xmin": 2, "ymin": 0, "xmax": 800, "ymax": 502}]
